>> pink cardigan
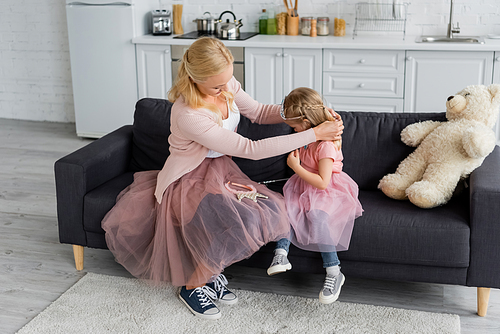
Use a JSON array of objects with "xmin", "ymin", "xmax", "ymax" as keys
[{"xmin": 154, "ymin": 77, "xmax": 317, "ymax": 203}]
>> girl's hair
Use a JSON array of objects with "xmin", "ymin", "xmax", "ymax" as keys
[
  {"xmin": 283, "ymin": 87, "xmax": 342, "ymax": 148},
  {"xmin": 168, "ymin": 37, "xmax": 235, "ymax": 124}
]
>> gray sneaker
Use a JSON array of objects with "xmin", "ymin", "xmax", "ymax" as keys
[
  {"xmin": 319, "ymin": 272, "xmax": 345, "ymax": 304},
  {"xmin": 206, "ymin": 274, "xmax": 238, "ymax": 305},
  {"xmin": 267, "ymin": 253, "xmax": 292, "ymax": 276}
]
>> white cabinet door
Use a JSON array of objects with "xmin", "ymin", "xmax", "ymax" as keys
[
  {"xmin": 283, "ymin": 48, "xmax": 322, "ymax": 100},
  {"xmin": 136, "ymin": 44, "xmax": 172, "ymax": 99},
  {"xmin": 325, "ymin": 96, "xmax": 404, "ymax": 113},
  {"xmin": 323, "ymin": 49, "xmax": 405, "ymax": 73},
  {"xmin": 323, "ymin": 72, "xmax": 404, "ymax": 98},
  {"xmin": 493, "ymin": 52, "xmax": 500, "ymax": 145},
  {"xmin": 245, "ymin": 47, "xmax": 322, "ymax": 104},
  {"xmin": 404, "ymin": 51, "xmax": 494, "ymax": 112},
  {"xmin": 245, "ymin": 48, "xmax": 283, "ymax": 105}
]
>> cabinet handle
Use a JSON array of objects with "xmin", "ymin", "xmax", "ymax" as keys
[
  {"xmin": 496, "ymin": 56, "xmax": 500, "ymax": 62},
  {"xmin": 276, "ymin": 53, "xmax": 282, "ymax": 57},
  {"xmin": 406, "ymin": 56, "xmax": 413, "ymax": 61},
  {"xmin": 283, "ymin": 53, "xmax": 289, "ymax": 57},
  {"xmin": 164, "ymin": 49, "xmax": 170, "ymax": 54},
  {"xmin": 359, "ymin": 83, "xmax": 365, "ymax": 88},
  {"xmin": 359, "ymin": 59, "xmax": 366, "ymax": 64}
]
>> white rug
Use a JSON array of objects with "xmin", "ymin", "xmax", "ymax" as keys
[{"xmin": 17, "ymin": 272, "xmax": 460, "ymax": 334}]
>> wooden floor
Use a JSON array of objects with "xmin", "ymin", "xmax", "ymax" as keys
[{"xmin": 1, "ymin": 118, "xmax": 499, "ymax": 334}]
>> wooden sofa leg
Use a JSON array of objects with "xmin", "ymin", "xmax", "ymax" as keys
[
  {"xmin": 477, "ymin": 287, "xmax": 491, "ymax": 317},
  {"xmin": 73, "ymin": 245, "xmax": 84, "ymax": 271}
]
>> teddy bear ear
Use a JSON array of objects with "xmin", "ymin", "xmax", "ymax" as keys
[{"xmin": 488, "ymin": 84, "xmax": 500, "ymax": 105}]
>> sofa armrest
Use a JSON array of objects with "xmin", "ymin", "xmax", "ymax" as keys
[
  {"xmin": 467, "ymin": 145, "xmax": 500, "ymax": 288},
  {"xmin": 54, "ymin": 125, "xmax": 133, "ymax": 246}
]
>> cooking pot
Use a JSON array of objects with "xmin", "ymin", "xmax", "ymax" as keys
[
  {"xmin": 216, "ymin": 11, "xmax": 243, "ymax": 40},
  {"xmin": 193, "ymin": 12, "xmax": 217, "ymax": 34}
]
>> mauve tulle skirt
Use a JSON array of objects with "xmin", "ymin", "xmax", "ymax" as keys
[
  {"xmin": 283, "ymin": 171, "xmax": 363, "ymax": 253},
  {"xmin": 102, "ymin": 156, "xmax": 290, "ymax": 287}
]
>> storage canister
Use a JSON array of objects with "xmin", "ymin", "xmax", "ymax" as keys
[
  {"xmin": 317, "ymin": 17, "xmax": 329, "ymax": 36},
  {"xmin": 301, "ymin": 17, "xmax": 312, "ymax": 36}
]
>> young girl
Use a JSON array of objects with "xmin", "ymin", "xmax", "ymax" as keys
[{"xmin": 267, "ymin": 87, "xmax": 363, "ymax": 304}]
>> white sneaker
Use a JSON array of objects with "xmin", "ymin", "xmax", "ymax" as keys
[
  {"xmin": 319, "ymin": 272, "xmax": 345, "ymax": 304},
  {"xmin": 267, "ymin": 253, "xmax": 292, "ymax": 276}
]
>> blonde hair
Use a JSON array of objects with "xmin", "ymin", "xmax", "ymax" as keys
[
  {"xmin": 168, "ymin": 37, "xmax": 235, "ymax": 124},
  {"xmin": 283, "ymin": 87, "xmax": 342, "ymax": 148}
]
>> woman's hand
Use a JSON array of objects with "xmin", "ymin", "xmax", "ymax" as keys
[
  {"xmin": 287, "ymin": 149, "xmax": 301, "ymax": 170},
  {"xmin": 313, "ymin": 118, "xmax": 344, "ymax": 141},
  {"xmin": 326, "ymin": 107, "xmax": 342, "ymax": 122}
]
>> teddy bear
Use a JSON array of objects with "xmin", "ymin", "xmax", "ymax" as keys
[{"xmin": 378, "ymin": 84, "xmax": 500, "ymax": 209}]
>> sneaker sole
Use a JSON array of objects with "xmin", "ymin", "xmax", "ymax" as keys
[
  {"xmin": 218, "ymin": 295, "xmax": 239, "ymax": 305},
  {"xmin": 267, "ymin": 263, "xmax": 292, "ymax": 276},
  {"xmin": 178, "ymin": 292, "xmax": 222, "ymax": 320},
  {"xmin": 319, "ymin": 274, "xmax": 345, "ymax": 305}
]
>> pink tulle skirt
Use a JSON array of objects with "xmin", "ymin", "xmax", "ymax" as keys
[
  {"xmin": 283, "ymin": 171, "xmax": 363, "ymax": 253},
  {"xmin": 102, "ymin": 156, "xmax": 290, "ymax": 287}
]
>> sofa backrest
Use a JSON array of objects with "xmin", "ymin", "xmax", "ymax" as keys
[
  {"xmin": 129, "ymin": 98, "xmax": 173, "ymax": 172},
  {"xmin": 338, "ymin": 111, "xmax": 446, "ymax": 190},
  {"xmin": 129, "ymin": 98, "xmax": 293, "ymax": 180},
  {"xmin": 129, "ymin": 98, "xmax": 447, "ymax": 192}
]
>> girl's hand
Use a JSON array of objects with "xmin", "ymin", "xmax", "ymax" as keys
[
  {"xmin": 312, "ymin": 119, "xmax": 344, "ymax": 141},
  {"xmin": 287, "ymin": 149, "xmax": 301, "ymax": 170}
]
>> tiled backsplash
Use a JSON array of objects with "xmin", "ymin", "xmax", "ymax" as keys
[{"xmin": 177, "ymin": 0, "xmax": 500, "ymax": 36}]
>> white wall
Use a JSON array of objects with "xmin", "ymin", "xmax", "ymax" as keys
[
  {"xmin": 1, "ymin": 0, "xmax": 500, "ymax": 123},
  {"xmin": 1, "ymin": 0, "xmax": 74, "ymax": 122}
]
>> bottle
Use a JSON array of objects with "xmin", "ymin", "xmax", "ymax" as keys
[
  {"xmin": 259, "ymin": 9, "xmax": 268, "ymax": 34},
  {"xmin": 267, "ymin": 8, "xmax": 277, "ymax": 35}
]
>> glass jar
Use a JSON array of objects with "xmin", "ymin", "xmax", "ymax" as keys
[
  {"xmin": 301, "ymin": 17, "xmax": 312, "ymax": 36},
  {"xmin": 317, "ymin": 17, "xmax": 329, "ymax": 36}
]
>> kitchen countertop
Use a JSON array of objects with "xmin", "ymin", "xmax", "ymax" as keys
[{"xmin": 132, "ymin": 33, "xmax": 500, "ymax": 51}]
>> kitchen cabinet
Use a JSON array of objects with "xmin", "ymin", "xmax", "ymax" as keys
[
  {"xmin": 136, "ymin": 44, "xmax": 172, "ymax": 99},
  {"xmin": 132, "ymin": 38, "xmax": 500, "ymax": 144},
  {"xmin": 322, "ymin": 49, "xmax": 405, "ymax": 112},
  {"xmin": 404, "ymin": 51, "xmax": 494, "ymax": 113},
  {"xmin": 245, "ymin": 47, "xmax": 322, "ymax": 104}
]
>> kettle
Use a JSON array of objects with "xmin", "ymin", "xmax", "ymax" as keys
[{"xmin": 216, "ymin": 11, "xmax": 243, "ymax": 40}]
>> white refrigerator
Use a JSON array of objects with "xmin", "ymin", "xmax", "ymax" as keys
[{"xmin": 66, "ymin": 0, "xmax": 141, "ymax": 138}]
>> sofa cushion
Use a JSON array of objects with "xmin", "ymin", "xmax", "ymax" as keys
[
  {"xmin": 245, "ymin": 189, "xmax": 470, "ymax": 269},
  {"xmin": 338, "ymin": 111, "xmax": 447, "ymax": 190},
  {"xmin": 342, "ymin": 189, "xmax": 470, "ymax": 268},
  {"xmin": 129, "ymin": 98, "xmax": 173, "ymax": 172}
]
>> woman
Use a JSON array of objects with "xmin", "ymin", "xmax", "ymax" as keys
[{"xmin": 102, "ymin": 37, "xmax": 343, "ymax": 320}]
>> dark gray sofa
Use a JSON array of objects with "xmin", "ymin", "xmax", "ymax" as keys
[{"xmin": 55, "ymin": 98, "xmax": 500, "ymax": 316}]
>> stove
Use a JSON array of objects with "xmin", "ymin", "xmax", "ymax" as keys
[{"xmin": 174, "ymin": 31, "xmax": 259, "ymax": 40}]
